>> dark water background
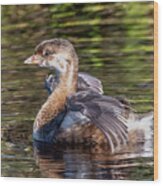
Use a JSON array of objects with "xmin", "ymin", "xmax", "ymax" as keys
[{"xmin": 1, "ymin": 2, "xmax": 154, "ymax": 180}]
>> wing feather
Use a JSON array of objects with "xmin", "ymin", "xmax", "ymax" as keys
[
  {"xmin": 68, "ymin": 90, "xmax": 130, "ymax": 153},
  {"xmin": 78, "ymin": 72, "xmax": 103, "ymax": 94}
]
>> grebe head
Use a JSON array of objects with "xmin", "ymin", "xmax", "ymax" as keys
[{"xmin": 24, "ymin": 38, "xmax": 78, "ymax": 73}]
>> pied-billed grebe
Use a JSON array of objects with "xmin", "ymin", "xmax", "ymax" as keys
[{"xmin": 24, "ymin": 38, "xmax": 145, "ymax": 153}]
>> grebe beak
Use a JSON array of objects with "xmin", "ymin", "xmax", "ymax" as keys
[{"xmin": 24, "ymin": 55, "xmax": 43, "ymax": 65}]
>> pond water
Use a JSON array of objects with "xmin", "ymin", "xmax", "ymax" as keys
[{"xmin": 1, "ymin": 2, "xmax": 154, "ymax": 180}]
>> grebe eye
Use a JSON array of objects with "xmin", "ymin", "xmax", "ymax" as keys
[{"xmin": 44, "ymin": 50, "xmax": 52, "ymax": 57}]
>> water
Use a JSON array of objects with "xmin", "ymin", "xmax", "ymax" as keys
[{"xmin": 1, "ymin": 2, "xmax": 154, "ymax": 180}]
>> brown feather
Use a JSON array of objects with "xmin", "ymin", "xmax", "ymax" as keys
[{"xmin": 34, "ymin": 63, "xmax": 78, "ymax": 130}]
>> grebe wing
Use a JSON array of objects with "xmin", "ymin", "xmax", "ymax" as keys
[
  {"xmin": 78, "ymin": 72, "xmax": 103, "ymax": 94},
  {"xmin": 60, "ymin": 111, "xmax": 90, "ymax": 130},
  {"xmin": 68, "ymin": 90, "xmax": 130, "ymax": 153}
]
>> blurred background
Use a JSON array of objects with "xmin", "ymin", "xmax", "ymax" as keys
[{"xmin": 1, "ymin": 2, "xmax": 154, "ymax": 180}]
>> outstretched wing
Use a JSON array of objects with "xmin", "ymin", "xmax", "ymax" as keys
[
  {"xmin": 68, "ymin": 90, "xmax": 130, "ymax": 153},
  {"xmin": 78, "ymin": 72, "xmax": 103, "ymax": 94},
  {"xmin": 45, "ymin": 72, "xmax": 103, "ymax": 95}
]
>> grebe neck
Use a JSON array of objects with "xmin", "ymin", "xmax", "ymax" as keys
[{"xmin": 33, "ymin": 57, "xmax": 78, "ymax": 130}]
